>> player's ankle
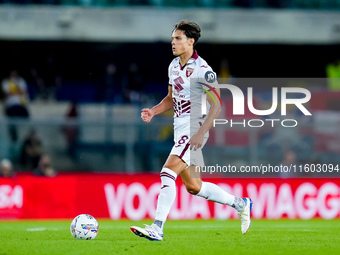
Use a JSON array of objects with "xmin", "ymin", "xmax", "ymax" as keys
[
  {"xmin": 232, "ymin": 197, "xmax": 246, "ymax": 212},
  {"xmin": 152, "ymin": 220, "xmax": 164, "ymax": 234}
]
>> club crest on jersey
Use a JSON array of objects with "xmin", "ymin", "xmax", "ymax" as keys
[
  {"xmin": 186, "ymin": 67, "xmax": 194, "ymax": 77},
  {"xmin": 205, "ymin": 71, "xmax": 216, "ymax": 83}
]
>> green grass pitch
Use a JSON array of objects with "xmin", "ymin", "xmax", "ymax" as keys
[{"xmin": 0, "ymin": 219, "xmax": 340, "ymax": 255}]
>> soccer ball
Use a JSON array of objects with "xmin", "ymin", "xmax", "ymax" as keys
[{"xmin": 70, "ymin": 214, "xmax": 99, "ymax": 240}]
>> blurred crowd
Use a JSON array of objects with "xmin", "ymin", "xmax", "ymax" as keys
[
  {"xmin": 0, "ymin": 128, "xmax": 57, "ymax": 177},
  {"xmin": 0, "ymin": 47, "xmax": 339, "ymax": 174},
  {"xmin": 0, "ymin": 68, "xmax": 58, "ymax": 176},
  {"xmin": 0, "ymin": 59, "xmax": 148, "ymax": 175},
  {"xmin": 0, "ymin": 61, "xmax": 147, "ymax": 105},
  {"xmin": 1, "ymin": 0, "xmax": 340, "ymax": 9}
]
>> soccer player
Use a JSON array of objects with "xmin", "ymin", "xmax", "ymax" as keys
[{"xmin": 130, "ymin": 20, "xmax": 252, "ymax": 241}]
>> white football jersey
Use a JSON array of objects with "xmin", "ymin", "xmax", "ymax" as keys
[{"xmin": 168, "ymin": 50, "xmax": 217, "ymax": 127}]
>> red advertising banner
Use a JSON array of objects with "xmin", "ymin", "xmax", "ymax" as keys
[{"xmin": 0, "ymin": 173, "xmax": 339, "ymax": 220}]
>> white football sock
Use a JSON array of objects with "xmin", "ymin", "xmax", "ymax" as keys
[
  {"xmin": 152, "ymin": 168, "xmax": 177, "ymax": 233},
  {"xmin": 196, "ymin": 181, "xmax": 235, "ymax": 206},
  {"xmin": 232, "ymin": 197, "xmax": 246, "ymax": 212}
]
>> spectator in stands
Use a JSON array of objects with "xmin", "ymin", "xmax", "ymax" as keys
[
  {"xmin": 28, "ymin": 66, "xmax": 46, "ymax": 101},
  {"xmin": 280, "ymin": 149, "xmax": 297, "ymax": 178},
  {"xmin": 62, "ymin": 101, "xmax": 79, "ymax": 159},
  {"xmin": 43, "ymin": 53, "xmax": 62, "ymax": 101},
  {"xmin": 100, "ymin": 63, "xmax": 124, "ymax": 103},
  {"xmin": 33, "ymin": 154, "xmax": 56, "ymax": 177},
  {"xmin": 1, "ymin": 69, "xmax": 30, "ymax": 142},
  {"xmin": 0, "ymin": 159, "xmax": 15, "ymax": 178},
  {"xmin": 123, "ymin": 62, "xmax": 145, "ymax": 104},
  {"xmin": 20, "ymin": 129, "xmax": 43, "ymax": 170}
]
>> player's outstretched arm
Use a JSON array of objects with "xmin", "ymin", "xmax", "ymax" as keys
[
  {"xmin": 141, "ymin": 86, "xmax": 173, "ymax": 123},
  {"xmin": 190, "ymin": 88, "xmax": 221, "ymax": 150}
]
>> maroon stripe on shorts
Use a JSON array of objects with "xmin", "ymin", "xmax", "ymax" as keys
[
  {"xmin": 160, "ymin": 172, "xmax": 176, "ymax": 181},
  {"xmin": 179, "ymin": 142, "xmax": 190, "ymax": 159}
]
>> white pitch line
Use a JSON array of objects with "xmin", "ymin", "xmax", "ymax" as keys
[
  {"xmin": 26, "ymin": 227, "xmax": 59, "ymax": 232},
  {"xmin": 26, "ymin": 228, "xmax": 47, "ymax": 232}
]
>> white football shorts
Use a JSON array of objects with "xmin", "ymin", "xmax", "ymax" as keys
[{"xmin": 170, "ymin": 118, "xmax": 208, "ymax": 167}]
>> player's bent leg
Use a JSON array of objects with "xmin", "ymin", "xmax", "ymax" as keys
[
  {"xmin": 183, "ymin": 165, "xmax": 236, "ymax": 205},
  {"xmin": 181, "ymin": 166, "xmax": 253, "ymax": 234},
  {"xmin": 180, "ymin": 166, "xmax": 202, "ymax": 195},
  {"xmin": 163, "ymin": 154, "xmax": 188, "ymax": 175}
]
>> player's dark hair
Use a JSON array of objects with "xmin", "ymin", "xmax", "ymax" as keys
[{"xmin": 173, "ymin": 20, "xmax": 201, "ymax": 46}]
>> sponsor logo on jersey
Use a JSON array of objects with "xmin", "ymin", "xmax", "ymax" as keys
[
  {"xmin": 174, "ymin": 83, "xmax": 184, "ymax": 93},
  {"xmin": 205, "ymin": 71, "xmax": 216, "ymax": 83},
  {"xmin": 171, "ymin": 71, "xmax": 179, "ymax": 76},
  {"xmin": 174, "ymin": 91, "xmax": 185, "ymax": 98},
  {"xmin": 186, "ymin": 67, "xmax": 194, "ymax": 77},
  {"xmin": 173, "ymin": 77, "xmax": 184, "ymax": 93}
]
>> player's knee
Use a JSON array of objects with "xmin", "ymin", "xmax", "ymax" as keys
[{"xmin": 185, "ymin": 183, "xmax": 201, "ymax": 195}]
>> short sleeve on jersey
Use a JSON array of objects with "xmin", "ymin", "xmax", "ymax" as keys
[
  {"xmin": 204, "ymin": 70, "xmax": 217, "ymax": 84},
  {"xmin": 197, "ymin": 66, "xmax": 218, "ymax": 91},
  {"xmin": 168, "ymin": 62, "xmax": 173, "ymax": 86}
]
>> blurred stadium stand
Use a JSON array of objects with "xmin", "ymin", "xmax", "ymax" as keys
[
  {"xmin": 2, "ymin": 0, "xmax": 340, "ymax": 9},
  {"xmin": 0, "ymin": 1, "xmax": 339, "ymax": 174}
]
